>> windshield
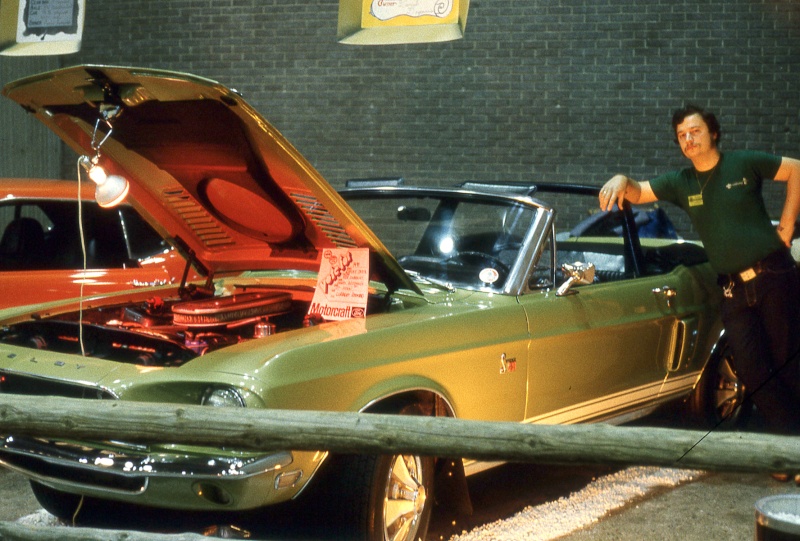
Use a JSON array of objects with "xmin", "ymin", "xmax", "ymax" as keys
[{"xmin": 342, "ymin": 191, "xmax": 540, "ymax": 293}]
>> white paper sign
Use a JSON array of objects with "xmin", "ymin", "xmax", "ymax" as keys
[
  {"xmin": 371, "ymin": 0, "xmax": 453, "ymax": 21},
  {"xmin": 309, "ymin": 248, "xmax": 370, "ymax": 320}
]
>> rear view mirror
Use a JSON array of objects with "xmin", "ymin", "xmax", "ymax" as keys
[{"xmin": 397, "ymin": 206, "xmax": 431, "ymax": 222}]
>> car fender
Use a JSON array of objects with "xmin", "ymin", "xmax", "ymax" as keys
[{"xmin": 356, "ymin": 378, "xmax": 457, "ymax": 417}]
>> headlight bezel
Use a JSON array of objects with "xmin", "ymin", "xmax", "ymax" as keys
[{"xmin": 201, "ymin": 386, "xmax": 246, "ymax": 408}]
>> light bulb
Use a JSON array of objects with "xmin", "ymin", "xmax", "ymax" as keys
[
  {"xmin": 88, "ymin": 164, "xmax": 108, "ymax": 184},
  {"xmin": 79, "ymin": 154, "xmax": 129, "ymax": 207}
]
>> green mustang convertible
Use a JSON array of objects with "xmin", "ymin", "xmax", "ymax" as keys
[{"xmin": 0, "ymin": 66, "xmax": 742, "ymax": 541}]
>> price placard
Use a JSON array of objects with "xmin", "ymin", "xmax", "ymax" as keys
[{"xmin": 309, "ymin": 248, "xmax": 370, "ymax": 321}]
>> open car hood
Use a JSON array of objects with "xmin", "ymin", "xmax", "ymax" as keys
[{"xmin": 3, "ymin": 65, "xmax": 418, "ymax": 293}]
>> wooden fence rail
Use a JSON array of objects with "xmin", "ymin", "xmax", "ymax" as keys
[
  {"xmin": 0, "ymin": 394, "xmax": 798, "ymax": 473},
  {"xmin": 0, "ymin": 394, "xmax": 799, "ymax": 540}
]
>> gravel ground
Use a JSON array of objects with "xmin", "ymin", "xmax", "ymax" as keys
[
  {"xmin": 3, "ymin": 466, "xmax": 798, "ymax": 540},
  {"xmin": 558, "ymin": 470, "xmax": 798, "ymax": 541},
  {"xmin": 0, "ymin": 468, "xmax": 41, "ymax": 523},
  {"xmin": 451, "ymin": 468, "xmax": 798, "ymax": 541}
]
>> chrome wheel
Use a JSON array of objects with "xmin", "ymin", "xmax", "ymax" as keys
[
  {"xmin": 691, "ymin": 339, "xmax": 749, "ymax": 428},
  {"xmin": 383, "ymin": 454, "xmax": 428, "ymax": 541},
  {"xmin": 713, "ymin": 352, "xmax": 746, "ymax": 422}
]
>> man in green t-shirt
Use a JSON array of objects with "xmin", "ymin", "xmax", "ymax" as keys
[{"xmin": 599, "ymin": 104, "xmax": 800, "ymax": 435}]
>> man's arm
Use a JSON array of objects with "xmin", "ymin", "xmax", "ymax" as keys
[
  {"xmin": 599, "ymin": 174, "xmax": 658, "ymax": 211},
  {"xmin": 774, "ymin": 157, "xmax": 800, "ymax": 247}
]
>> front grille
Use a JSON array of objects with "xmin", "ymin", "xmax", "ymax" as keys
[{"xmin": 0, "ymin": 371, "xmax": 116, "ymax": 400}]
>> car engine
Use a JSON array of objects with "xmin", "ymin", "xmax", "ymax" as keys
[{"xmin": 0, "ymin": 288, "xmax": 315, "ymax": 367}]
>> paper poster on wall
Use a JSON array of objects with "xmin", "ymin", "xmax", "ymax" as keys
[
  {"xmin": 0, "ymin": 0, "xmax": 85, "ymax": 56},
  {"xmin": 309, "ymin": 248, "xmax": 370, "ymax": 321},
  {"xmin": 338, "ymin": 0, "xmax": 469, "ymax": 45}
]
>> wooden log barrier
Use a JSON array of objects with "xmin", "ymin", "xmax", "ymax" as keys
[
  {"xmin": 0, "ymin": 393, "xmax": 798, "ymax": 473},
  {"xmin": 0, "ymin": 522, "xmax": 210, "ymax": 541}
]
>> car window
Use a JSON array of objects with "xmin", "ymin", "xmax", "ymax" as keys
[
  {"xmin": 118, "ymin": 206, "xmax": 170, "ymax": 260},
  {"xmin": 531, "ymin": 189, "xmax": 706, "ymax": 287},
  {"xmin": 0, "ymin": 203, "xmax": 54, "ymax": 232},
  {"xmin": 0, "ymin": 200, "xmax": 169, "ymax": 271},
  {"xmin": 0, "ymin": 203, "xmax": 52, "ymax": 270}
]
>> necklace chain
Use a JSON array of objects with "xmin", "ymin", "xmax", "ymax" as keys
[{"xmin": 695, "ymin": 165, "xmax": 717, "ymax": 194}]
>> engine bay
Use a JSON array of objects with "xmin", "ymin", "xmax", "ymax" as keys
[{"xmin": 0, "ymin": 286, "xmax": 337, "ymax": 367}]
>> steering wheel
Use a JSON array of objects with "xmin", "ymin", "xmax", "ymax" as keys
[
  {"xmin": 445, "ymin": 251, "xmax": 511, "ymax": 275},
  {"xmin": 492, "ymin": 240, "xmax": 522, "ymax": 252}
]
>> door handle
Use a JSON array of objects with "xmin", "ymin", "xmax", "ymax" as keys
[{"xmin": 652, "ymin": 286, "xmax": 677, "ymax": 308}]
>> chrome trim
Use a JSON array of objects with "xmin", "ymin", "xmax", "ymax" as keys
[
  {"xmin": 358, "ymin": 386, "xmax": 456, "ymax": 417},
  {"xmin": 0, "ymin": 435, "xmax": 292, "ymax": 494},
  {"xmin": 502, "ymin": 207, "xmax": 554, "ymax": 295},
  {"xmin": 0, "ymin": 369, "xmax": 120, "ymax": 400}
]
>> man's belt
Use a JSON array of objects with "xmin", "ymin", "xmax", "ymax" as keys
[{"xmin": 721, "ymin": 249, "xmax": 792, "ymax": 284}]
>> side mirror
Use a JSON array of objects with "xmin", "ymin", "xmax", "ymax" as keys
[{"xmin": 556, "ymin": 261, "xmax": 596, "ymax": 296}]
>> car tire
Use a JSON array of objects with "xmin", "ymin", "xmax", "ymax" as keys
[
  {"xmin": 690, "ymin": 339, "xmax": 750, "ymax": 428},
  {"xmin": 29, "ymin": 481, "xmax": 83, "ymax": 521},
  {"xmin": 317, "ymin": 452, "xmax": 435, "ymax": 541}
]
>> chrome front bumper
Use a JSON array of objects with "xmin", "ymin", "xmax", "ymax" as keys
[{"xmin": 0, "ymin": 435, "xmax": 308, "ymax": 510}]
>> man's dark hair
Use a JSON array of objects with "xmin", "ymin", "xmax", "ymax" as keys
[{"xmin": 671, "ymin": 104, "xmax": 722, "ymax": 145}]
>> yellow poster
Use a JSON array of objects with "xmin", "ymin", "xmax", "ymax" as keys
[
  {"xmin": 362, "ymin": 0, "xmax": 459, "ymax": 28},
  {"xmin": 338, "ymin": 0, "xmax": 469, "ymax": 45}
]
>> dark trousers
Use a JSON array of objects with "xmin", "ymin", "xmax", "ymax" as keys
[{"xmin": 719, "ymin": 250, "xmax": 800, "ymax": 434}]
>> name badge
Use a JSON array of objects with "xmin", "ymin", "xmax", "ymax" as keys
[
  {"xmin": 739, "ymin": 268, "xmax": 757, "ymax": 281},
  {"xmin": 688, "ymin": 194, "xmax": 704, "ymax": 207}
]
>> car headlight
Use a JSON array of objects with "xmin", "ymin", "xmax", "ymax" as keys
[{"xmin": 201, "ymin": 387, "xmax": 246, "ymax": 408}]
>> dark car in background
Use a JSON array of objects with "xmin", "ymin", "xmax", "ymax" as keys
[{"xmin": 0, "ymin": 178, "xmax": 194, "ymax": 308}]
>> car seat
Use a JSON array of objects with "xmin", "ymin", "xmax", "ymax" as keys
[{"xmin": 0, "ymin": 217, "xmax": 46, "ymax": 269}]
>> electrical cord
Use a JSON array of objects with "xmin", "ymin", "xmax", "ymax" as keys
[
  {"xmin": 677, "ymin": 342, "xmax": 800, "ymax": 463},
  {"xmin": 76, "ymin": 156, "xmax": 87, "ymax": 357}
]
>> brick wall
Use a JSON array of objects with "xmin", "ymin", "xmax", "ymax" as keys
[
  {"xmin": 0, "ymin": 57, "xmax": 61, "ymax": 179},
  {"xmin": 6, "ymin": 0, "xmax": 800, "ymax": 227}
]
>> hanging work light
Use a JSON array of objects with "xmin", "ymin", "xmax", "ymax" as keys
[
  {"xmin": 78, "ymin": 105, "xmax": 129, "ymax": 208},
  {"xmin": 79, "ymin": 154, "xmax": 129, "ymax": 208}
]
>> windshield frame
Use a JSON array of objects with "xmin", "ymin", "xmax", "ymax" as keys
[{"xmin": 339, "ymin": 186, "xmax": 554, "ymax": 295}]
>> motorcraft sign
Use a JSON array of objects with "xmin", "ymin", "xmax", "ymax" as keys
[{"xmin": 309, "ymin": 248, "xmax": 370, "ymax": 321}]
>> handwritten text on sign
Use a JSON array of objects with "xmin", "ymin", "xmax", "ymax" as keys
[{"xmin": 309, "ymin": 248, "xmax": 370, "ymax": 320}]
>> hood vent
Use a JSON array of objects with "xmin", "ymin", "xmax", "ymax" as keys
[
  {"xmin": 163, "ymin": 188, "xmax": 235, "ymax": 248},
  {"xmin": 291, "ymin": 192, "xmax": 357, "ymax": 249}
]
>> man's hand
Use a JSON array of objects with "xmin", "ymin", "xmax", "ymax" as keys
[
  {"xmin": 777, "ymin": 222, "xmax": 795, "ymax": 248},
  {"xmin": 599, "ymin": 175, "xmax": 657, "ymax": 211},
  {"xmin": 599, "ymin": 175, "xmax": 632, "ymax": 211}
]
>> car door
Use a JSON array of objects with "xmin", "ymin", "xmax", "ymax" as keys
[
  {"xmin": 517, "ymin": 206, "xmax": 709, "ymax": 425},
  {"xmin": 519, "ymin": 272, "xmax": 689, "ymax": 425}
]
